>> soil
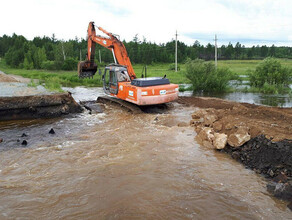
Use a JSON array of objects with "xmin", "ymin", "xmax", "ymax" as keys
[
  {"xmin": 0, "ymin": 93, "xmax": 83, "ymax": 120},
  {"xmin": 223, "ymin": 135, "xmax": 292, "ymax": 178},
  {"xmin": 178, "ymin": 96, "xmax": 292, "ymax": 141},
  {"xmin": 0, "ymin": 71, "xmax": 19, "ymax": 82},
  {"xmin": 0, "ymin": 71, "xmax": 83, "ymax": 120}
]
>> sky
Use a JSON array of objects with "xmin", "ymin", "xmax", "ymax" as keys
[{"xmin": 0, "ymin": 0, "xmax": 291, "ymax": 46}]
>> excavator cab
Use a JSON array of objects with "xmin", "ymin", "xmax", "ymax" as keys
[{"xmin": 103, "ymin": 64, "xmax": 129, "ymax": 95}]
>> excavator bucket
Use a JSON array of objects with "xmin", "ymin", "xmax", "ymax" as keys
[{"xmin": 78, "ymin": 61, "xmax": 97, "ymax": 78}]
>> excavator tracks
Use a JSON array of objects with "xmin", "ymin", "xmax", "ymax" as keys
[{"xmin": 97, "ymin": 96, "xmax": 143, "ymax": 114}]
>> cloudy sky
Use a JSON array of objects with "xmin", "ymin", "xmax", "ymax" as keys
[{"xmin": 0, "ymin": 0, "xmax": 291, "ymax": 46}]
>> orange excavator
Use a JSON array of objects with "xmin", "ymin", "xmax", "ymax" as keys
[{"xmin": 78, "ymin": 22, "xmax": 178, "ymax": 105}]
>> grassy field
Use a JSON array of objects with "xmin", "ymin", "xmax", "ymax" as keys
[
  {"xmin": 132, "ymin": 64, "xmax": 188, "ymax": 84},
  {"xmin": 0, "ymin": 59, "xmax": 291, "ymax": 89},
  {"xmin": 217, "ymin": 59, "xmax": 292, "ymax": 75}
]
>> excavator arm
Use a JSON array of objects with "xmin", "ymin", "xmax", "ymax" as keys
[{"xmin": 78, "ymin": 22, "xmax": 136, "ymax": 80}]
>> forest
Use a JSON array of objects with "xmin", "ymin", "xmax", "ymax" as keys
[{"xmin": 0, "ymin": 33, "xmax": 291, "ymax": 71}]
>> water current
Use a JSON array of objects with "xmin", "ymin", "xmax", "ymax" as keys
[{"xmin": 0, "ymin": 87, "xmax": 291, "ymax": 219}]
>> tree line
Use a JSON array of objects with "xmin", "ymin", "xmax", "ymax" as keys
[{"xmin": 0, "ymin": 33, "xmax": 291, "ymax": 70}]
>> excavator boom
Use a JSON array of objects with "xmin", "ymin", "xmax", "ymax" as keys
[{"xmin": 78, "ymin": 22, "xmax": 135, "ymax": 80}]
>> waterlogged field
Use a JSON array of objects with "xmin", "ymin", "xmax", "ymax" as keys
[
  {"xmin": 218, "ymin": 59, "xmax": 292, "ymax": 75},
  {"xmin": 0, "ymin": 59, "xmax": 291, "ymax": 88}
]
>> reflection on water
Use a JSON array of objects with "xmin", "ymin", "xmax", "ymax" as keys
[
  {"xmin": 179, "ymin": 77, "xmax": 292, "ymax": 107},
  {"xmin": 179, "ymin": 88, "xmax": 292, "ymax": 108},
  {"xmin": 179, "ymin": 90, "xmax": 292, "ymax": 107},
  {"xmin": 203, "ymin": 92, "xmax": 292, "ymax": 107}
]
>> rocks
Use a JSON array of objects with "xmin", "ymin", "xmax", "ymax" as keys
[
  {"xmin": 197, "ymin": 127, "xmax": 214, "ymax": 142},
  {"xmin": 190, "ymin": 118, "xmax": 204, "ymax": 126},
  {"xmin": 213, "ymin": 121, "xmax": 223, "ymax": 132},
  {"xmin": 227, "ymin": 126, "xmax": 251, "ymax": 147},
  {"xmin": 203, "ymin": 114, "xmax": 218, "ymax": 126},
  {"xmin": 49, "ymin": 128, "xmax": 55, "ymax": 134},
  {"xmin": 213, "ymin": 133, "xmax": 228, "ymax": 150},
  {"xmin": 21, "ymin": 140, "xmax": 27, "ymax": 145},
  {"xmin": 267, "ymin": 182, "xmax": 292, "ymax": 201},
  {"xmin": 177, "ymin": 122, "xmax": 188, "ymax": 127},
  {"xmin": 191, "ymin": 109, "xmax": 207, "ymax": 119},
  {"xmin": 224, "ymin": 135, "xmax": 292, "ymax": 178},
  {"xmin": 0, "ymin": 138, "xmax": 3, "ymax": 143},
  {"xmin": 191, "ymin": 108, "xmax": 251, "ymax": 149}
]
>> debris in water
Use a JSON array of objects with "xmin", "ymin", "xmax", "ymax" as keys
[
  {"xmin": 21, "ymin": 133, "xmax": 27, "ymax": 137},
  {"xmin": 21, "ymin": 140, "xmax": 27, "ymax": 145},
  {"xmin": 0, "ymin": 138, "xmax": 3, "ymax": 143},
  {"xmin": 49, "ymin": 128, "xmax": 55, "ymax": 134}
]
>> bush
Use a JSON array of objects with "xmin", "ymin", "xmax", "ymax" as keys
[
  {"xmin": 41, "ymin": 60, "xmax": 57, "ymax": 70},
  {"xmin": 249, "ymin": 57, "xmax": 291, "ymax": 87},
  {"xmin": 185, "ymin": 59, "xmax": 234, "ymax": 92},
  {"xmin": 248, "ymin": 57, "xmax": 291, "ymax": 93},
  {"xmin": 62, "ymin": 58, "xmax": 78, "ymax": 70}
]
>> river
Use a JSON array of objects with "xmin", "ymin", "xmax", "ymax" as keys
[{"xmin": 0, "ymin": 87, "xmax": 291, "ymax": 219}]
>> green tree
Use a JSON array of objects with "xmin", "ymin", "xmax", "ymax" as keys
[{"xmin": 33, "ymin": 47, "xmax": 47, "ymax": 69}]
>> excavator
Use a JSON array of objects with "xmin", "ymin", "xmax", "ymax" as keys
[{"xmin": 78, "ymin": 22, "xmax": 178, "ymax": 106}]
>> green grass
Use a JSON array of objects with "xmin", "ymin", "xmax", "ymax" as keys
[
  {"xmin": 132, "ymin": 63, "xmax": 189, "ymax": 84},
  {"xmin": 0, "ymin": 58, "xmax": 291, "ymax": 91},
  {"xmin": 0, "ymin": 59, "xmax": 102, "ymax": 88},
  {"xmin": 0, "ymin": 60, "xmax": 189, "ymax": 87},
  {"xmin": 217, "ymin": 59, "xmax": 292, "ymax": 76}
]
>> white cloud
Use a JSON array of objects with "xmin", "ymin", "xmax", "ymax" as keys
[{"xmin": 0, "ymin": 0, "xmax": 291, "ymax": 46}]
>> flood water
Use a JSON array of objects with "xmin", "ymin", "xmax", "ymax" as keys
[
  {"xmin": 180, "ymin": 82, "xmax": 292, "ymax": 107},
  {"xmin": 0, "ymin": 87, "xmax": 291, "ymax": 219}
]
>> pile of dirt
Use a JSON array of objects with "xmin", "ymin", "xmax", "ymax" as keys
[
  {"xmin": 223, "ymin": 136, "xmax": 292, "ymax": 207},
  {"xmin": 224, "ymin": 135, "xmax": 292, "ymax": 177},
  {"xmin": 178, "ymin": 96, "xmax": 292, "ymax": 209},
  {"xmin": 0, "ymin": 72, "xmax": 19, "ymax": 82},
  {"xmin": 179, "ymin": 96, "xmax": 292, "ymax": 141},
  {"xmin": 0, "ymin": 93, "xmax": 83, "ymax": 120}
]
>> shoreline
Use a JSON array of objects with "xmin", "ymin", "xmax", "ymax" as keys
[{"xmin": 177, "ymin": 96, "xmax": 292, "ymax": 210}]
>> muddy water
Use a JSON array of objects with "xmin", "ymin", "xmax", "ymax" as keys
[{"xmin": 0, "ymin": 100, "xmax": 291, "ymax": 219}]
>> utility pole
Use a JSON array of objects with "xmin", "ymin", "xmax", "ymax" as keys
[
  {"xmin": 80, "ymin": 49, "xmax": 82, "ymax": 61},
  {"xmin": 99, "ymin": 50, "xmax": 102, "ymax": 63},
  {"xmin": 214, "ymin": 34, "xmax": 218, "ymax": 69},
  {"xmin": 175, "ymin": 30, "xmax": 178, "ymax": 72},
  {"xmin": 61, "ymin": 41, "xmax": 66, "ymax": 61}
]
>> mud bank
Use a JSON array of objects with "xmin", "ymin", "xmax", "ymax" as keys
[
  {"xmin": 224, "ymin": 136, "xmax": 292, "ymax": 208},
  {"xmin": 178, "ymin": 96, "xmax": 292, "ymax": 210},
  {"xmin": 0, "ymin": 93, "xmax": 83, "ymax": 120}
]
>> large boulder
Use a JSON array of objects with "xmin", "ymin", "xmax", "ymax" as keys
[
  {"xmin": 203, "ymin": 114, "xmax": 218, "ymax": 126},
  {"xmin": 213, "ymin": 121, "xmax": 223, "ymax": 132},
  {"xmin": 196, "ymin": 127, "xmax": 215, "ymax": 148},
  {"xmin": 191, "ymin": 109, "xmax": 207, "ymax": 119},
  {"xmin": 213, "ymin": 133, "xmax": 228, "ymax": 149},
  {"xmin": 227, "ymin": 126, "xmax": 251, "ymax": 147}
]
